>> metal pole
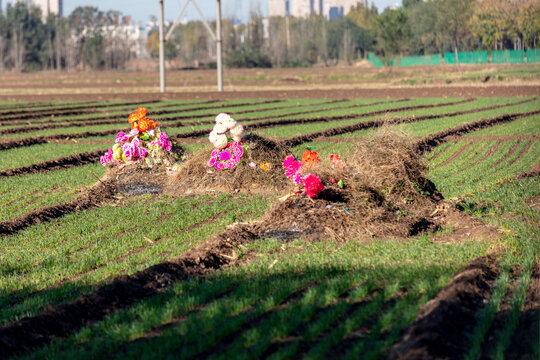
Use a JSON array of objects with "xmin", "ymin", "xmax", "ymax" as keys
[
  {"xmin": 159, "ymin": 0, "xmax": 166, "ymax": 93},
  {"xmin": 216, "ymin": 0, "xmax": 223, "ymax": 92}
]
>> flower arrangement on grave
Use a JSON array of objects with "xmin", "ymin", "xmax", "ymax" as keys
[
  {"xmin": 100, "ymin": 107, "xmax": 183, "ymax": 173},
  {"xmin": 281, "ymin": 148, "xmax": 345, "ymax": 199},
  {"xmin": 207, "ymin": 113, "xmax": 246, "ymax": 170}
]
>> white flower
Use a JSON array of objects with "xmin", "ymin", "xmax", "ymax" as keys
[
  {"xmin": 230, "ymin": 123, "xmax": 244, "ymax": 137},
  {"xmin": 213, "ymin": 123, "xmax": 228, "ymax": 135},
  {"xmin": 213, "ymin": 134, "xmax": 228, "ymax": 149},
  {"xmin": 215, "ymin": 113, "xmax": 231, "ymax": 124}
]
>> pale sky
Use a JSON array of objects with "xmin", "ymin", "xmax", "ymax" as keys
[{"xmin": 3, "ymin": 0, "xmax": 402, "ymax": 23}]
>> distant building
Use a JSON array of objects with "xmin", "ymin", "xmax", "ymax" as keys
[
  {"xmin": 269, "ymin": 0, "xmax": 290, "ymax": 17},
  {"xmin": 269, "ymin": 0, "xmax": 367, "ymax": 19},
  {"xmin": 14, "ymin": 0, "xmax": 63, "ymax": 19}
]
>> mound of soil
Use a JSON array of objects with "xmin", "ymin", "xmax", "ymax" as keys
[
  {"xmin": 169, "ymin": 134, "xmax": 290, "ymax": 195},
  {"xmin": 255, "ymin": 131, "xmax": 444, "ymax": 241}
]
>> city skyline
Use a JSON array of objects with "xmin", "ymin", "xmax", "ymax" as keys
[{"xmin": 2, "ymin": 0, "xmax": 399, "ymax": 23}]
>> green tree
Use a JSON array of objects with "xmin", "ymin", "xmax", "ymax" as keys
[
  {"xmin": 435, "ymin": 0, "xmax": 474, "ymax": 72},
  {"xmin": 374, "ymin": 7, "xmax": 410, "ymax": 65}
]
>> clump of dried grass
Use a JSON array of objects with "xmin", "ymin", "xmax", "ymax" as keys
[{"xmin": 169, "ymin": 134, "xmax": 291, "ymax": 195}]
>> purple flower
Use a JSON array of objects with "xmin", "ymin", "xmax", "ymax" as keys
[{"xmin": 219, "ymin": 149, "xmax": 232, "ymax": 161}]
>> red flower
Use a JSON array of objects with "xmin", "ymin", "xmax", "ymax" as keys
[{"xmin": 303, "ymin": 174, "xmax": 324, "ymax": 198}]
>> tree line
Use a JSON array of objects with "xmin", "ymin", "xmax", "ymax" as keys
[
  {"xmin": 0, "ymin": 0, "xmax": 538, "ymax": 72},
  {"xmin": 0, "ymin": 4, "xmax": 139, "ymax": 72}
]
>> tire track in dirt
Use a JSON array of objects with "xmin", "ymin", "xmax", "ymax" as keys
[
  {"xmin": 385, "ymin": 255, "xmax": 501, "ymax": 360},
  {"xmin": 0, "ymin": 222, "xmax": 257, "ymax": 358},
  {"xmin": 0, "ymin": 149, "xmax": 105, "ymax": 177}
]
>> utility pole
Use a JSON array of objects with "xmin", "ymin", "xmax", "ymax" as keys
[
  {"xmin": 159, "ymin": 0, "xmax": 166, "ymax": 93},
  {"xmin": 165, "ymin": 0, "xmax": 223, "ymax": 92},
  {"xmin": 216, "ymin": 0, "xmax": 223, "ymax": 91}
]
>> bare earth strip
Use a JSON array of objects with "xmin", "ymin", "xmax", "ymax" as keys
[
  {"xmin": 0, "ymin": 85, "xmax": 538, "ymax": 102},
  {"xmin": 385, "ymin": 255, "xmax": 500, "ymax": 360}
]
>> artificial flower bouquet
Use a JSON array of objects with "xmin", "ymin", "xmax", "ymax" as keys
[
  {"xmin": 282, "ymin": 147, "xmax": 345, "ymax": 199},
  {"xmin": 207, "ymin": 113, "xmax": 246, "ymax": 170},
  {"xmin": 100, "ymin": 107, "xmax": 183, "ymax": 173}
]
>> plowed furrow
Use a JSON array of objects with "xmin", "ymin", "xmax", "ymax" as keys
[
  {"xmin": 0, "ymin": 223, "xmax": 257, "ymax": 358},
  {"xmin": 0, "ymin": 149, "xmax": 105, "ymax": 177},
  {"xmin": 385, "ymin": 255, "xmax": 500, "ymax": 360}
]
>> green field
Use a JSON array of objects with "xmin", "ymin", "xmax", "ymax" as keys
[{"xmin": 0, "ymin": 97, "xmax": 538, "ymax": 359}]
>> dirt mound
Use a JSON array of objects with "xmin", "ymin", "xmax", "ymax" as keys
[
  {"xmin": 257, "ymin": 130, "xmax": 443, "ymax": 241},
  {"xmin": 169, "ymin": 134, "xmax": 290, "ymax": 195}
]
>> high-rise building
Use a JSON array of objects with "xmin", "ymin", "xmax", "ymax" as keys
[
  {"xmin": 269, "ymin": 0, "xmax": 290, "ymax": 17},
  {"xmin": 269, "ymin": 0, "xmax": 365, "ymax": 19}
]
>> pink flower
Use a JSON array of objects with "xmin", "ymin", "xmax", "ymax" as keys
[
  {"xmin": 160, "ymin": 132, "xmax": 168, "ymax": 141},
  {"xmin": 115, "ymin": 131, "xmax": 128, "ymax": 143},
  {"xmin": 282, "ymin": 155, "xmax": 294, "ymax": 169},
  {"xmin": 129, "ymin": 128, "xmax": 139, "ymax": 137},
  {"xmin": 100, "ymin": 155, "xmax": 108, "ymax": 166},
  {"xmin": 139, "ymin": 147, "xmax": 148, "ymax": 159},
  {"xmin": 149, "ymin": 140, "xmax": 159, "ymax": 148},
  {"xmin": 215, "ymin": 162, "xmax": 225, "ymax": 170},
  {"xmin": 303, "ymin": 174, "xmax": 325, "ymax": 198},
  {"xmin": 124, "ymin": 147, "xmax": 133, "ymax": 160},
  {"xmin": 208, "ymin": 157, "xmax": 217, "ymax": 167},
  {"xmin": 285, "ymin": 161, "xmax": 302, "ymax": 180},
  {"xmin": 294, "ymin": 172, "xmax": 303, "ymax": 185},
  {"xmin": 164, "ymin": 140, "xmax": 172, "ymax": 152},
  {"xmin": 132, "ymin": 138, "xmax": 141, "ymax": 147},
  {"xmin": 232, "ymin": 144, "xmax": 243, "ymax": 157}
]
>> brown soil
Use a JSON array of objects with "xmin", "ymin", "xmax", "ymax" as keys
[
  {"xmin": 515, "ymin": 162, "xmax": 540, "ymax": 179},
  {"xmin": 525, "ymin": 195, "xmax": 540, "ymax": 212},
  {"xmin": 504, "ymin": 262, "xmax": 540, "ymax": 359},
  {"xmin": 0, "ymin": 86, "xmax": 538, "ymax": 102},
  {"xmin": 0, "ymin": 100, "xmax": 160, "ymax": 120},
  {"xmin": 0, "ymin": 149, "xmax": 105, "ymax": 177},
  {"xmin": 385, "ymin": 254, "xmax": 501, "ymax": 360}
]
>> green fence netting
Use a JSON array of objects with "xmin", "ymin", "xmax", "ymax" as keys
[
  {"xmin": 368, "ymin": 49, "xmax": 538, "ymax": 66},
  {"xmin": 492, "ymin": 50, "xmax": 526, "ymax": 64}
]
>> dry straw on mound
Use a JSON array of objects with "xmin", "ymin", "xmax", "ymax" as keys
[
  {"xmin": 257, "ymin": 129, "xmax": 442, "ymax": 241},
  {"xmin": 170, "ymin": 134, "xmax": 290, "ymax": 195}
]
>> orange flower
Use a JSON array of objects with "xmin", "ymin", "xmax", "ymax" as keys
[
  {"xmin": 131, "ymin": 122, "xmax": 138, "ymax": 130},
  {"xmin": 148, "ymin": 119, "xmax": 158, "ymax": 130},
  {"xmin": 136, "ymin": 107, "xmax": 147, "ymax": 119},
  {"xmin": 128, "ymin": 113, "xmax": 139, "ymax": 124},
  {"xmin": 302, "ymin": 149, "xmax": 319, "ymax": 168},
  {"xmin": 128, "ymin": 107, "xmax": 148, "ymax": 124},
  {"xmin": 137, "ymin": 119, "xmax": 151, "ymax": 133}
]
